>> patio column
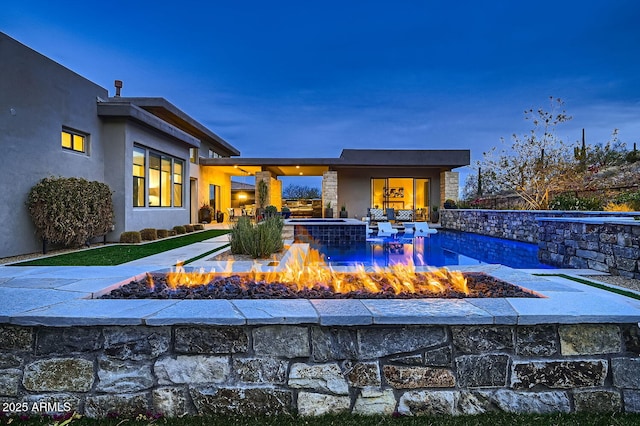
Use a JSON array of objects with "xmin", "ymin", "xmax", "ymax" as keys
[
  {"xmin": 255, "ymin": 171, "xmax": 282, "ymax": 211},
  {"xmin": 440, "ymin": 171, "xmax": 459, "ymax": 206},
  {"xmin": 322, "ymin": 171, "xmax": 338, "ymax": 218}
]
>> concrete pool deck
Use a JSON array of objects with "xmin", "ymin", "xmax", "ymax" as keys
[{"xmin": 1, "ymin": 232, "xmax": 639, "ymax": 327}]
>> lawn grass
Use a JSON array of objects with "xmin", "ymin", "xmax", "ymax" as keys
[
  {"xmin": 4, "ymin": 412, "xmax": 640, "ymax": 426},
  {"xmin": 12, "ymin": 230, "xmax": 229, "ymax": 267},
  {"xmin": 536, "ymin": 273, "xmax": 640, "ymax": 301}
]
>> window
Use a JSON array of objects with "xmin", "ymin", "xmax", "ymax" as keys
[
  {"xmin": 134, "ymin": 146, "xmax": 184, "ymax": 208},
  {"xmin": 132, "ymin": 147, "xmax": 145, "ymax": 207},
  {"xmin": 189, "ymin": 148, "xmax": 198, "ymax": 164},
  {"xmin": 370, "ymin": 177, "xmax": 430, "ymax": 219},
  {"xmin": 61, "ymin": 129, "xmax": 87, "ymax": 153}
]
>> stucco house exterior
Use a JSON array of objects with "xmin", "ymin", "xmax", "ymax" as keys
[
  {"xmin": 1, "ymin": 32, "xmax": 239, "ymax": 258},
  {"xmin": 1, "ymin": 32, "xmax": 469, "ymax": 258}
]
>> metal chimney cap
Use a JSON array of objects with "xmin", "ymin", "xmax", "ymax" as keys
[{"xmin": 114, "ymin": 80, "xmax": 123, "ymax": 96}]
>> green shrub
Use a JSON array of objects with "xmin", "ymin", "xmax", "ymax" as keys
[
  {"xmin": 157, "ymin": 229, "xmax": 169, "ymax": 238},
  {"xmin": 444, "ymin": 199, "xmax": 458, "ymax": 209},
  {"xmin": 119, "ymin": 231, "xmax": 142, "ymax": 243},
  {"xmin": 193, "ymin": 224, "xmax": 205, "ymax": 231},
  {"xmin": 184, "ymin": 224, "xmax": 195, "ymax": 233},
  {"xmin": 549, "ymin": 193, "xmax": 603, "ymax": 211},
  {"xmin": 614, "ymin": 190, "xmax": 640, "ymax": 211},
  {"xmin": 27, "ymin": 177, "xmax": 114, "ymax": 247},
  {"xmin": 230, "ymin": 216, "xmax": 284, "ymax": 258},
  {"xmin": 173, "ymin": 225, "xmax": 186, "ymax": 235},
  {"xmin": 625, "ymin": 150, "xmax": 640, "ymax": 163},
  {"xmin": 140, "ymin": 228, "xmax": 157, "ymax": 241},
  {"xmin": 264, "ymin": 205, "xmax": 278, "ymax": 218}
]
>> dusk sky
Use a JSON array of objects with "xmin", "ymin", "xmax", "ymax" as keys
[{"xmin": 3, "ymin": 1, "xmax": 640, "ymax": 189}]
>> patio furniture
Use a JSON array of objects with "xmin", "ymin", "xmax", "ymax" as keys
[
  {"xmin": 403, "ymin": 222, "xmax": 415, "ymax": 235},
  {"xmin": 368, "ymin": 208, "xmax": 387, "ymax": 222},
  {"xmin": 365, "ymin": 222, "xmax": 374, "ymax": 236},
  {"xmin": 385, "ymin": 208, "xmax": 396, "ymax": 222},
  {"xmin": 414, "ymin": 222, "xmax": 437, "ymax": 236},
  {"xmin": 396, "ymin": 209, "xmax": 414, "ymax": 222},
  {"xmin": 377, "ymin": 222, "xmax": 399, "ymax": 237},
  {"xmin": 227, "ymin": 207, "xmax": 236, "ymax": 222}
]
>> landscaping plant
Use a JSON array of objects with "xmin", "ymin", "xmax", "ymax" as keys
[
  {"xmin": 119, "ymin": 231, "xmax": 142, "ymax": 243},
  {"xmin": 27, "ymin": 177, "xmax": 114, "ymax": 247},
  {"xmin": 139, "ymin": 228, "xmax": 157, "ymax": 241},
  {"xmin": 229, "ymin": 216, "xmax": 284, "ymax": 258}
]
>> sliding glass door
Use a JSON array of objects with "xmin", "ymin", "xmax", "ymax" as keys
[{"xmin": 371, "ymin": 178, "xmax": 430, "ymax": 220}]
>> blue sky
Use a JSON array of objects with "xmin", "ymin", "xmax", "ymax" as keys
[{"xmin": 3, "ymin": 1, "xmax": 640, "ymax": 188}]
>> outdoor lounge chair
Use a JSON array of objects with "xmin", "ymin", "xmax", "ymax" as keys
[
  {"xmin": 414, "ymin": 222, "xmax": 437, "ymax": 236},
  {"xmin": 403, "ymin": 222, "xmax": 415, "ymax": 235},
  {"xmin": 365, "ymin": 222, "xmax": 374, "ymax": 236},
  {"xmin": 377, "ymin": 221, "xmax": 398, "ymax": 237}
]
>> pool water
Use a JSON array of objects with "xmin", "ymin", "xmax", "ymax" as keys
[{"xmin": 317, "ymin": 229, "xmax": 555, "ymax": 269}]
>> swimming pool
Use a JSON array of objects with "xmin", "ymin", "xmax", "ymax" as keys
[{"xmin": 317, "ymin": 229, "xmax": 555, "ymax": 269}]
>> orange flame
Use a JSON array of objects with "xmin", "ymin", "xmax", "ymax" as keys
[{"xmin": 164, "ymin": 248, "xmax": 469, "ymax": 296}]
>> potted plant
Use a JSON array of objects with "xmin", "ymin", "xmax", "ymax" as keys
[
  {"xmin": 324, "ymin": 201, "xmax": 333, "ymax": 218},
  {"xmin": 281, "ymin": 206, "xmax": 291, "ymax": 219},
  {"xmin": 198, "ymin": 203, "xmax": 214, "ymax": 223},
  {"xmin": 339, "ymin": 204, "xmax": 348, "ymax": 218},
  {"xmin": 216, "ymin": 210, "xmax": 224, "ymax": 223},
  {"xmin": 431, "ymin": 205, "xmax": 440, "ymax": 223},
  {"xmin": 264, "ymin": 205, "xmax": 278, "ymax": 218}
]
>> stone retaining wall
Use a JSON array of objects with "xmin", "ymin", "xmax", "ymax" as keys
[
  {"xmin": 538, "ymin": 220, "xmax": 640, "ymax": 279},
  {"xmin": 440, "ymin": 210, "xmax": 640, "ymax": 243},
  {"xmin": 1, "ymin": 323, "xmax": 639, "ymax": 417}
]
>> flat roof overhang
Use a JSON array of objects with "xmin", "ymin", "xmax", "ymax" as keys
[
  {"xmin": 100, "ymin": 97, "xmax": 240, "ymax": 157},
  {"xmin": 201, "ymin": 149, "xmax": 470, "ymax": 177},
  {"xmin": 98, "ymin": 103, "xmax": 200, "ymax": 148}
]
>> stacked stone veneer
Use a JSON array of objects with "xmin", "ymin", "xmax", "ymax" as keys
[
  {"xmin": 538, "ymin": 220, "xmax": 640, "ymax": 279},
  {"xmin": 322, "ymin": 171, "xmax": 338, "ymax": 218},
  {"xmin": 441, "ymin": 210, "xmax": 640, "ymax": 244},
  {"xmin": 1, "ymin": 323, "xmax": 640, "ymax": 417}
]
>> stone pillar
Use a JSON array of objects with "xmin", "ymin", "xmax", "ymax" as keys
[
  {"xmin": 440, "ymin": 171, "xmax": 459, "ymax": 207},
  {"xmin": 322, "ymin": 171, "xmax": 338, "ymax": 218},
  {"xmin": 255, "ymin": 171, "xmax": 282, "ymax": 211}
]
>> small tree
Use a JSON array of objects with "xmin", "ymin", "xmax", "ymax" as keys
[
  {"xmin": 465, "ymin": 97, "xmax": 577, "ymax": 209},
  {"xmin": 27, "ymin": 177, "xmax": 114, "ymax": 248}
]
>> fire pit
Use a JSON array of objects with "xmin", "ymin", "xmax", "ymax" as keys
[{"xmin": 100, "ymin": 262, "xmax": 539, "ymax": 300}]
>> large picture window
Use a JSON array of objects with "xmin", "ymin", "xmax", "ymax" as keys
[{"xmin": 133, "ymin": 146, "xmax": 184, "ymax": 208}]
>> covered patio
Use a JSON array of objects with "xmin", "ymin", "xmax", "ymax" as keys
[{"xmin": 200, "ymin": 149, "xmax": 470, "ymax": 221}]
